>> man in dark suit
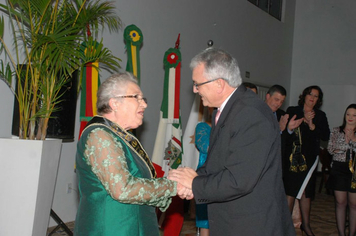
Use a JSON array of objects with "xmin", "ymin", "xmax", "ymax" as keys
[
  {"xmin": 265, "ymin": 84, "xmax": 303, "ymax": 180},
  {"xmin": 265, "ymin": 85, "xmax": 288, "ymax": 131},
  {"xmin": 169, "ymin": 48, "xmax": 295, "ymax": 235}
]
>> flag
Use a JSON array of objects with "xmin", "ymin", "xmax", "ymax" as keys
[
  {"xmin": 181, "ymin": 94, "xmax": 206, "ymax": 169},
  {"xmin": 182, "ymin": 42, "xmax": 213, "ymax": 170},
  {"xmin": 78, "ymin": 40, "xmax": 100, "ymax": 139},
  {"xmin": 124, "ymin": 24, "xmax": 143, "ymax": 84},
  {"xmin": 152, "ymin": 35, "xmax": 184, "ymax": 236},
  {"xmin": 152, "ymin": 46, "xmax": 182, "ymax": 177}
]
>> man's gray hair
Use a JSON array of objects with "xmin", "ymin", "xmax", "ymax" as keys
[{"xmin": 190, "ymin": 48, "xmax": 242, "ymax": 88}]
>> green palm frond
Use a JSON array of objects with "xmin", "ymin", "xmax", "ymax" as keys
[{"xmin": 0, "ymin": 0, "xmax": 121, "ymax": 139}]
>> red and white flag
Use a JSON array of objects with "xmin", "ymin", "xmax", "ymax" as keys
[
  {"xmin": 152, "ymin": 38, "xmax": 184, "ymax": 236},
  {"xmin": 152, "ymin": 46, "xmax": 182, "ymax": 177}
]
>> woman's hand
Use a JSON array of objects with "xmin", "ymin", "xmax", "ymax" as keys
[
  {"xmin": 345, "ymin": 128, "xmax": 356, "ymax": 143},
  {"xmin": 304, "ymin": 110, "xmax": 315, "ymax": 130}
]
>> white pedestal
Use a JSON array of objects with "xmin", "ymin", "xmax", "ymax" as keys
[{"xmin": 0, "ymin": 138, "xmax": 62, "ymax": 236}]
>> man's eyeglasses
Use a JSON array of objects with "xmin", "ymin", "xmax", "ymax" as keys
[
  {"xmin": 114, "ymin": 94, "xmax": 147, "ymax": 104},
  {"xmin": 193, "ymin": 78, "xmax": 220, "ymax": 90}
]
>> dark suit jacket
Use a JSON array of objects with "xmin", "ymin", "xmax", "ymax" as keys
[
  {"xmin": 193, "ymin": 86, "xmax": 295, "ymax": 235},
  {"xmin": 275, "ymin": 108, "xmax": 288, "ymax": 176}
]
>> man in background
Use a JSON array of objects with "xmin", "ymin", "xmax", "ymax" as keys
[
  {"xmin": 265, "ymin": 85, "xmax": 304, "ymax": 229},
  {"xmin": 265, "ymin": 85, "xmax": 303, "ymax": 172},
  {"xmin": 265, "ymin": 84, "xmax": 288, "ymax": 131},
  {"xmin": 242, "ymin": 81, "xmax": 258, "ymax": 94}
]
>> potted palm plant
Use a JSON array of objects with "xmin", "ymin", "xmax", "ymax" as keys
[
  {"xmin": 0, "ymin": 0, "xmax": 121, "ymax": 140},
  {"xmin": 0, "ymin": 0, "xmax": 121, "ymax": 235}
]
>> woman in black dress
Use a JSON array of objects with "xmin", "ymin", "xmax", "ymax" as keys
[
  {"xmin": 283, "ymin": 85, "xmax": 330, "ymax": 236},
  {"xmin": 327, "ymin": 104, "xmax": 356, "ymax": 236}
]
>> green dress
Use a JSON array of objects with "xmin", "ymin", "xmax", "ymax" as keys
[{"xmin": 75, "ymin": 117, "xmax": 176, "ymax": 236}]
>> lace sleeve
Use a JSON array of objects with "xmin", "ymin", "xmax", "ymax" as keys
[{"xmin": 84, "ymin": 128, "xmax": 177, "ymax": 211}]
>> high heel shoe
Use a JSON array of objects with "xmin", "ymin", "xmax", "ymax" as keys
[{"xmin": 300, "ymin": 224, "xmax": 315, "ymax": 236}]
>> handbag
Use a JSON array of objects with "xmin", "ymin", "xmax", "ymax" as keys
[
  {"xmin": 346, "ymin": 143, "xmax": 356, "ymax": 189},
  {"xmin": 289, "ymin": 127, "xmax": 307, "ymax": 172}
]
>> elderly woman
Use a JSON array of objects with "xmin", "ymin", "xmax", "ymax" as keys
[
  {"xmin": 74, "ymin": 72, "xmax": 177, "ymax": 236},
  {"xmin": 283, "ymin": 85, "xmax": 330, "ymax": 236}
]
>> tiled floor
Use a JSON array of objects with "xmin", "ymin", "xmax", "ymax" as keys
[{"xmin": 48, "ymin": 175, "xmax": 340, "ymax": 236}]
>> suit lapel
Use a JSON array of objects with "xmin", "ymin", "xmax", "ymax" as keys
[{"xmin": 208, "ymin": 85, "xmax": 246, "ymax": 155}]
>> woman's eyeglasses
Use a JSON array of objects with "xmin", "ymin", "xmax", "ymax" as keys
[{"xmin": 114, "ymin": 94, "xmax": 147, "ymax": 104}]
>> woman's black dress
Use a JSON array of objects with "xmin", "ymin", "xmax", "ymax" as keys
[{"xmin": 283, "ymin": 106, "xmax": 330, "ymax": 199}]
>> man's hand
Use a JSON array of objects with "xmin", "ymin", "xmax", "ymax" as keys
[
  {"xmin": 168, "ymin": 167, "xmax": 198, "ymax": 199},
  {"xmin": 279, "ymin": 114, "xmax": 289, "ymax": 132},
  {"xmin": 168, "ymin": 167, "xmax": 198, "ymax": 189},
  {"xmin": 287, "ymin": 114, "xmax": 303, "ymax": 131}
]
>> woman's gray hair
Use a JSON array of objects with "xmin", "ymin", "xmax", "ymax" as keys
[
  {"xmin": 190, "ymin": 48, "xmax": 242, "ymax": 88},
  {"xmin": 97, "ymin": 72, "xmax": 138, "ymax": 115}
]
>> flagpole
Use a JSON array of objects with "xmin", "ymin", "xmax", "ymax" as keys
[{"xmin": 152, "ymin": 34, "xmax": 184, "ymax": 236}]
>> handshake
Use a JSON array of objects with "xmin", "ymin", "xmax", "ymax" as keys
[{"xmin": 168, "ymin": 167, "xmax": 198, "ymax": 200}]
